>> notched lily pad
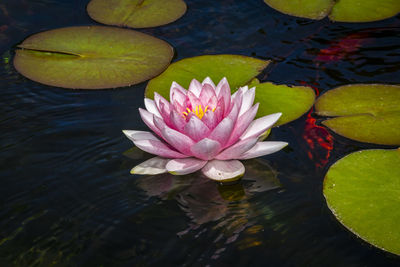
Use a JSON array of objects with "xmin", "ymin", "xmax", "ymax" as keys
[
  {"xmin": 329, "ymin": 0, "xmax": 400, "ymax": 22},
  {"xmin": 249, "ymin": 79, "xmax": 315, "ymax": 126},
  {"xmin": 264, "ymin": 0, "xmax": 334, "ymax": 20},
  {"xmin": 263, "ymin": 0, "xmax": 400, "ymax": 22},
  {"xmin": 316, "ymin": 84, "xmax": 400, "ymax": 145},
  {"xmin": 324, "ymin": 148, "xmax": 400, "ymax": 255},
  {"xmin": 145, "ymin": 54, "xmax": 270, "ymax": 99},
  {"xmin": 87, "ymin": 0, "xmax": 187, "ymax": 28},
  {"xmin": 14, "ymin": 26, "xmax": 173, "ymax": 89}
]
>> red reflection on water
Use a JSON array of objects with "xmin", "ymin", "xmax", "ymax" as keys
[
  {"xmin": 300, "ymin": 82, "xmax": 334, "ymax": 169},
  {"xmin": 315, "ymin": 32, "xmax": 371, "ymax": 62}
]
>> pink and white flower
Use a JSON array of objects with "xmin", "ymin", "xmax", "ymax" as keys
[{"xmin": 123, "ymin": 77, "xmax": 287, "ymax": 182}]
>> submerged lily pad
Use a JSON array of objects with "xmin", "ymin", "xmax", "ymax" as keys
[
  {"xmin": 87, "ymin": 0, "xmax": 187, "ymax": 28},
  {"xmin": 315, "ymin": 84, "xmax": 400, "ymax": 145},
  {"xmin": 145, "ymin": 54, "xmax": 270, "ymax": 99},
  {"xmin": 249, "ymin": 79, "xmax": 315, "ymax": 126},
  {"xmin": 329, "ymin": 0, "xmax": 400, "ymax": 22},
  {"xmin": 264, "ymin": 0, "xmax": 334, "ymax": 20},
  {"xmin": 263, "ymin": 0, "xmax": 400, "ymax": 22},
  {"xmin": 324, "ymin": 149, "xmax": 400, "ymax": 255},
  {"xmin": 14, "ymin": 26, "xmax": 173, "ymax": 89}
]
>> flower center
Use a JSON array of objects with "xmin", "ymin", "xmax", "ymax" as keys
[{"xmin": 182, "ymin": 105, "xmax": 214, "ymax": 120}]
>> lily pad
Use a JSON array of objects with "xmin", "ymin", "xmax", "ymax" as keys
[
  {"xmin": 324, "ymin": 149, "xmax": 400, "ymax": 255},
  {"xmin": 329, "ymin": 0, "xmax": 400, "ymax": 23},
  {"xmin": 263, "ymin": 0, "xmax": 334, "ymax": 20},
  {"xmin": 315, "ymin": 84, "xmax": 400, "ymax": 145},
  {"xmin": 87, "ymin": 0, "xmax": 187, "ymax": 28},
  {"xmin": 14, "ymin": 26, "xmax": 173, "ymax": 89},
  {"xmin": 263, "ymin": 0, "xmax": 400, "ymax": 22},
  {"xmin": 145, "ymin": 54, "xmax": 270, "ymax": 99},
  {"xmin": 249, "ymin": 79, "xmax": 315, "ymax": 126}
]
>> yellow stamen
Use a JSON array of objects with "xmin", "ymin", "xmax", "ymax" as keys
[{"xmin": 182, "ymin": 105, "xmax": 214, "ymax": 120}]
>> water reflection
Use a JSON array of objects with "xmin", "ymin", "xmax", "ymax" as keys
[{"xmin": 134, "ymin": 158, "xmax": 280, "ymax": 258}]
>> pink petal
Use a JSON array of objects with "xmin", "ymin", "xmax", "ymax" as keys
[
  {"xmin": 154, "ymin": 92, "xmax": 171, "ymax": 114},
  {"xmin": 144, "ymin": 98, "xmax": 161, "ymax": 117},
  {"xmin": 199, "ymin": 83, "xmax": 217, "ymax": 108},
  {"xmin": 201, "ymin": 160, "xmax": 245, "ymax": 182},
  {"xmin": 139, "ymin": 108, "xmax": 163, "ymax": 138},
  {"xmin": 184, "ymin": 116, "xmax": 210, "ymax": 141},
  {"xmin": 213, "ymin": 98, "xmax": 225, "ymax": 122},
  {"xmin": 170, "ymin": 109, "xmax": 186, "ymax": 132},
  {"xmin": 216, "ymin": 77, "xmax": 231, "ymax": 113},
  {"xmin": 131, "ymin": 157, "xmax": 168, "ymax": 175},
  {"xmin": 190, "ymin": 138, "xmax": 221, "ymax": 160},
  {"xmin": 226, "ymin": 103, "xmax": 259, "ymax": 146},
  {"xmin": 187, "ymin": 90, "xmax": 202, "ymax": 110},
  {"xmin": 215, "ymin": 137, "xmax": 258, "ymax": 160},
  {"xmin": 158, "ymin": 100, "xmax": 172, "ymax": 127},
  {"xmin": 240, "ymin": 113, "xmax": 282, "ymax": 140},
  {"xmin": 208, "ymin": 117, "xmax": 234, "ymax": 147},
  {"xmin": 123, "ymin": 130, "xmax": 159, "ymax": 142},
  {"xmin": 133, "ymin": 139, "xmax": 188, "ymax": 158},
  {"xmin": 238, "ymin": 141, "xmax": 288, "ymax": 159},
  {"xmin": 202, "ymin": 77, "xmax": 216, "ymax": 89},
  {"xmin": 170, "ymin": 81, "xmax": 187, "ymax": 104},
  {"xmin": 188, "ymin": 79, "xmax": 202, "ymax": 97},
  {"xmin": 166, "ymin": 158, "xmax": 207, "ymax": 175},
  {"xmin": 239, "ymin": 86, "xmax": 255, "ymax": 117},
  {"xmin": 201, "ymin": 110, "xmax": 218, "ymax": 129},
  {"xmin": 154, "ymin": 116, "xmax": 195, "ymax": 155}
]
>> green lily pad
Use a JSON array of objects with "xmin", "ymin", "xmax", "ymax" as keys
[
  {"xmin": 87, "ymin": 0, "xmax": 187, "ymax": 28},
  {"xmin": 145, "ymin": 54, "xmax": 270, "ymax": 99},
  {"xmin": 249, "ymin": 79, "xmax": 315, "ymax": 126},
  {"xmin": 14, "ymin": 26, "xmax": 173, "ymax": 89},
  {"xmin": 324, "ymin": 148, "xmax": 400, "ymax": 255},
  {"xmin": 263, "ymin": 0, "xmax": 334, "ymax": 20},
  {"xmin": 329, "ymin": 0, "xmax": 400, "ymax": 22},
  {"xmin": 315, "ymin": 84, "xmax": 400, "ymax": 145},
  {"xmin": 263, "ymin": 0, "xmax": 400, "ymax": 22}
]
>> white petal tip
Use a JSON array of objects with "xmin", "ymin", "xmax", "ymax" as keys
[
  {"xmin": 202, "ymin": 160, "xmax": 245, "ymax": 182},
  {"xmin": 130, "ymin": 157, "xmax": 168, "ymax": 175}
]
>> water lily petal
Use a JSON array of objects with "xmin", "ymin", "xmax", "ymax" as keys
[
  {"xmin": 199, "ymin": 83, "xmax": 217, "ymax": 108},
  {"xmin": 226, "ymin": 103, "xmax": 259, "ymax": 146},
  {"xmin": 202, "ymin": 110, "xmax": 218, "ymax": 129},
  {"xmin": 239, "ymin": 86, "xmax": 255, "ymax": 116},
  {"xmin": 184, "ymin": 115, "xmax": 210, "ymax": 141},
  {"xmin": 154, "ymin": 92, "xmax": 171, "ymax": 114},
  {"xmin": 190, "ymin": 138, "xmax": 221, "ymax": 160},
  {"xmin": 154, "ymin": 116, "xmax": 195, "ymax": 155},
  {"xmin": 201, "ymin": 159, "xmax": 245, "ymax": 182},
  {"xmin": 202, "ymin": 76, "xmax": 216, "ymax": 89},
  {"xmin": 133, "ymin": 139, "xmax": 188, "ymax": 158},
  {"xmin": 139, "ymin": 108, "xmax": 163, "ymax": 138},
  {"xmin": 144, "ymin": 98, "xmax": 161, "ymax": 117},
  {"xmin": 188, "ymin": 78, "xmax": 202, "ymax": 97},
  {"xmin": 240, "ymin": 113, "xmax": 282, "ymax": 140},
  {"xmin": 123, "ymin": 130, "xmax": 159, "ymax": 142},
  {"xmin": 216, "ymin": 77, "xmax": 231, "ymax": 112},
  {"xmin": 166, "ymin": 158, "xmax": 207, "ymax": 175},
  {"xmin": 215, "ymin": 137, "xmax": 258, "ymax": 160},
  {"xmin": 170, "ymin": 81, "xmax": 187, "ymax": 105},
  {"xmin": 208, "ymin": 117, "xmax": 234, "ymax": 147},
  {"xmin": 170, "ymin": 109, "xmax": 186, "ymax": 132},
  {"xmin": 238, "ymin": 141, "xmax": 288, "ymax": 159},
  {"xmin": 131, "ymin": 157, "xmax": 169, "ymax": 175},
  {"xmin": 187, "ymin": 90, "xmax": 202, "ymax": 110}
]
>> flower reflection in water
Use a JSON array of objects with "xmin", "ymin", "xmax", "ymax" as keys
[{"xmin": 135, "ymin": 159, "xmax": 281, "ymax": 258}]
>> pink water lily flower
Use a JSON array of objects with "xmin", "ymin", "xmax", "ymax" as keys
[{"xmin": 123, "ymin": 77, "xmax": 288, "ymax": 182}]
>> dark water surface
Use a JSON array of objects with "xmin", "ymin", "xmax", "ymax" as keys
[{"xmin": 1, "ymin": 0, "xmax": 399, "ymax": 266}]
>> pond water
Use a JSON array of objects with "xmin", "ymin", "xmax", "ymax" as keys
[{"xmin": 1, "ymin": 0, "xmax": 399, "ymax": 266}]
